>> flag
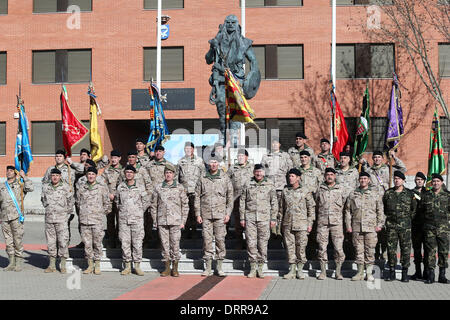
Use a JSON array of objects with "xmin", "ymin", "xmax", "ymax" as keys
[
  {"xmin": 147, "ymin": 83, "xmax": 170, "ymax": 152},
  {"xmin": 385, "ymin": 74, "xmax": 404, "ymax": 151},
  {"xmin": 14, "ymin": 103, "xmax": 33, "ymax": 173},
  {"xmin": 330, "ymin": 90, "xmax": 348, "ymax": 161},
  {"xmin": 60, "ymin": 85, "xmax": 89, "ymax": 157},
  {"xmin": 353, "ymin": 85, "xmax": 370, "ymax": 162},
  {"xmin": 88, "ymin": 86, "xmax": 103, "ymax": 163},
  {"xmin": 427, "ymin": 108, "xmax": 446, "ymax": 187},
  {"xmin": 224, "ymin": 68, "xmax": 258, "ymax": 127}
]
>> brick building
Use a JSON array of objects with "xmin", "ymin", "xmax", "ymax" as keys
[{"xmin": 0, "ymin": 0, "xmax": 449, "ymax": 177}]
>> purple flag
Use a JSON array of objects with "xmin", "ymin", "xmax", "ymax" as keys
[{"xmin": 385, "ymin": 74, "xmax": 404, "ymax": 151}]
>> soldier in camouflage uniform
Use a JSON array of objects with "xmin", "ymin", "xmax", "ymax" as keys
[
  {"xmin": 345, "ymin": 171, "xmax": 385, "ymax": 282},
  {"xmin": 419, "ymin": 174, "xmax": 449, "ymax": 284},
  {"xmin": 195, "ymin": 155, "xmax": 233, "ymax": 277},
  {"xmin": 240, "ymin": 164, "xmax": 278, "ymax": 278},
  {"xmin": 298, "ymin": 150, "xmax": 322, "ymax": 194},
  {"xmin": 178, "ymin": 142, "xmax": 205, "ymax": 239},
  {"xmin": 382, "ymin": 171, "xmax": 416, "ymax": 282},
  {"xmin": 76, "ymin": 167, "xmax": 111, "ymax": 275},
  {"xmin": 1, "ymin": 166, "xmax": 34, "ymax": 272},
  {"xmin": 411, "ymin": 171, "xmax": 428, "ymax": 280},
  {"xmin": 287, "ymin": 132, "xmax": 316, "ymax": 169},
  {"xmin": 41, "ymin": 168, "xmax": 74, "ymax": 274},
  {"xmin": 315, "ymin": 138, "xmax": 336, "ymax": 174},
  {"xmin": 228, "ymin": 149, "xmax": 253, "ymax": 247},
  {"xmin": 316, "ymin": 168, "xmax": 347, "ymax": 280},
  {"xmin": 151, "ymin": 163, "xmax": 189, "ymax": 277},
  {"xmin": 261, "ymin": 139, "xmax": 293, "ymax": 236},
  {"xmin": 280, "ymin": 168, "xmax": 315, "ymax": 280},
  {"xmin": 136, "ymin": 137, "xmax": 152, "ymax": 168},
  {"xmin": 360, "ymin": 150, "xmax": 407, "ymax": 261},
  {"xmin": 213, "ymin": 142, "xmax": 228, "ymax": 173},
  {"xmin": 115, "ymin": 165, "xmax": 150, "ymax": 276},
  {"xmin": 75, "ymin": 159, "xmax": 107, "ymax": 189}
]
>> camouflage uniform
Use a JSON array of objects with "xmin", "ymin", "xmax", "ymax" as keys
[
  {"xmin": 411, "ymin": 187, "xmax": 428, "ymax": 270},
  {"xmin": 239, "ymin": 177, "xmax": 278, "ymax": 263},
  {"xmin": 0, "ymin": 177, "xmax": 34, "ymax": 258},
  {"xmin": 420, "ymin": 189, "xmax": 450, "ymax": 269},
  {"xmin": 178, "ymin": 155, "xmax": 205, "ymax": 235},
  {"xmin": 41, "ymin": 182, "xmax": 74, "ymax": 259},
  {"xmin": 75, "ymin": 175, "xmax": 107, "ymax": 189},
  {"xmin": 115, "ymin": 181, "xmax": 150, "ymax": 263},
  {"xmin": 298, "ymin": 165, "xmax": 323, "ymax": 194},
  {"xmin": 315, "ymin": 152, "xmax": 336, "ymax": 174},
  {"xmin": 150, "ymin": 181, "xmax": 189, "ymax": 261},
  {"xmin": 287, "ymin": 144, "xmax": 315, "ymax": 168},
  {"xmin": 345, "ymin": 187, "xmax": 385, "ymax": 265},
  {"xmin": 261, "ymin": 151, "xmax": 293, "ymax": 235},
  {"xmin": 316, "ymin": 183, "xmax": 347, "ymax": 263},
  {"xmin": 383, "ymin": 187, "xmax": 417, "ymax": 268},
  {"xmin": 137, "ymin": 153, "xmax": 152, "ymax": 168},
  {"xmin": 102, "ymin": 164, "xmax": 123, "ymax": 245},
  {"xmin": 76, "ymin": 182, "xmax": 111, "ymax": 261},
  {"xmin": 42, "ymin": 163, "xmax": 76, "ymax": 191},
  {"xmin": 194, "ymin": 170, "xmax": 233, "ymax": 261},
  {"xmin": 280, "ymin": 185, "xmax": 315, "ymax": 264}
]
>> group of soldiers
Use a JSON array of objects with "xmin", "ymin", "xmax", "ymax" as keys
[{"xmin": 0, "ymin": 133, "xmax": 448, "ymax": 284}]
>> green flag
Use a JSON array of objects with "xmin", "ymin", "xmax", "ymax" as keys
[
  {"xmin": 353, "ymin": 85, "xmax": 370, "ymax": 162},
  {"xmin": 427, "ymin": 108, "xmax": 446, "ymax": 187}
]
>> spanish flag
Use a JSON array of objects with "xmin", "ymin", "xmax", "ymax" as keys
[
  {"xmin": 88, "ymin": 86, "xmax": 103, "ymax": 163},
  {"xmin": 224, "ymin": 68, "xmax": 258, "ymax": 127},
  {"xmin": 330, "ymin": 90, "xmax": 349, "ymax": 161}
]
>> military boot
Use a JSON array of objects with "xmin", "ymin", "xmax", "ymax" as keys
[
  {"xmin": 201, "ymin": 259, "xmax": 213, "ymax": 277},
  {"xmin": 134, "ymin": 262, "xmax": 144, "ymax": 276},
  {"xmin": 14, "ymin": 257, "xmax": 23, "ymax": 272},
  {"xmin": 385, "ymin": 267, "xmax": 395, "ymax": 281},
  {"xmin": 351, "ymin": 264, "xmax": 364, "ymax": 281},
  {"xmin": 171, "ymin": 261, "xmax": 179, "ymax": 277},
  {"xmin": 425, "ymin": 269, "xmax": 435, "ymax": 284},
  {"xmin": 94, "ymin": 260, "xmax": 101, "ymax": 275},
  {"xmin": 4, "ymin": 255, "xmax": 15, "ymax": 271},
  {"xmin": 296, "ymin": 263, "xmax": 305, "ymax": 280},
  {"xmin": 411, "ymin": 263, "xmax": 422, "ymax": 280},
  {"xmin": 216, "ymin": 260, "xmax": 225, "ymax": 277},
  {"xmin": 283, "ymin": 264, "xmax": 296, "ymax": 279},
  {"xmin": 335, "ymin": 262, "xmax": 343, "ymax": 280},
  {"xmin": 60, "ymin": 258, "xmax": 67, "ymax": 274},
  {"xmin": 247, "ymin": 262, "xmax": 257, "ymax": 278},
  {"xmin": 401, "ymin": 267, "xmax": 409, "ymax": 282},
  {"xmin": 121, "ymin": 262, "xmax": 131, "ymax": 275},
  {"xmin": 160, "ymin": 260, "xmax": 171, "ymax": 277},
  {"xmin": 257, "ymin": 263, "xmax": 265, "ymax": 279},
  {"xmin": 44, "ymin": 257, "xmax": 57, "ymax": 273},
  {"xmin": 438, "ymin": 267, "xmax": 449, "ymax": 284},
  {"xmin": 317, "ymin": 262, "xmax": 327, "ymax": 280},
  {"xmin": 83, "ymin": 259, "xmax": 94, "ymax": 274}
]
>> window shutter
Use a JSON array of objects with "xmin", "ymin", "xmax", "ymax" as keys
[
  {"xmin": 68, "ymin": 49, "xmax": 91, "ymax": 83},
  {"xmin": 0, "ymin": 52, "xmax": 6, "ymax": 84},
  {"xmin": 144, "ymin": 48, "xmax": 156, "ymax": 81},
  {"xmin": 68, "ymin": 0, "xmax": 92, "ymax": 11},
  {"xmin": 370, "ymin": 44, "xmax": 394, "ymax": 78},
  {"xmin": 0, "ymin": 122, "xmax": 5, "ymax": 155},
  {"xmin": 336, "ymin": 45, "xmax": 355, "ymax": 78},
  {"xmin": 162, "ymin": 47, "xmax": 183, "ymax": 81},
  {"xmin": 33, "ymin": 0, "xmax": 58, "ymax": 13},
  {"xmin": 265, "ymin": 45, "xmax": 278, "ymax": 79},
  {"xmin": 0, "ymin": 0, "xmax": 7, "ymax": 14},
  {"xmin": 439, "ymin": 44, "xmax": 450, "ymax": 77},
  {"xmin": 33, "ymin": 51, "xmax": 56, "ymax": 83},
  {"xmin": 32, "ymin": 122, "xmax": 56, "ymax": 155},
  {"xmin": 277, "ymin": 45, "xmax": 303, "ymax": 79}
]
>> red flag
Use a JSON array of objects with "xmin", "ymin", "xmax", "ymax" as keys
[
  {"xmin": 60, "ymin": 86, "xmax": 88, "ymax": 157},
  {"xmin": 331, "ymin": 92, "xmax": 349, "ymax": 161}
]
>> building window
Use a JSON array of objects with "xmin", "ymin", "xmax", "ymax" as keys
[
  {"xmin": 241, "ymin": 0, "xmax": 302, "ymax": 7},
  {"xmin": 336, "ymin": 44, "xmax": 395, "ymax": 78},
  {"xmin": 344, "ymin": 117, "xmax": 358, "ymax": 146},
  {"xmin": 32, "ymin": 49, "xmax": 91, "ymax": 84},
  {"xmin": 369, "ymin": 117, "xmax": 387, "ymax": 152},
  {"xmin": 32, "ymin": 120, "xmax": 89, "ymax": 155},
  {"xmin": 144, "ymin": 47, "xmax": 184, "ymax": 81},
  {"xmin": 0, "ymin": 52, "xmax": 6, "ymax": 85},
  {"xmin": 439, "ymin": 44, "xmax": 450, "ymax": 78},
  {"xmin": 440, "ymin": 117, "xmax": 450, "ymax": 151},
  {"xmin": 0, "ymin": 122, "xmax": 5, "ymax": 155},
  {"xmin": 144, "ymin": 0, "xmax": 183, "ymax": 9},
  {"xmin": 334, "ymin": 0, "xmax": 392, "ymax": 5},
  {"xmin": 249, "ymin": 118, "xmax": 305, "ymax": 150},
  {"xmin": 33, "ymin": 0, "xmax": 92, "ymax": 13},
  {"xmin": 0, "ymin": 0, "xmax": 7, "ymax": 14}
]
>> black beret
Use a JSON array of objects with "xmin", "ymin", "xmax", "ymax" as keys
[
  {"xmin": 85, "ymin": 159, "xmax": 96, "ymax": 168},
  {"xmin": 155, "ymin": 145, "xmax": 165, "ymax": 151},
  {"xmin": 431, "ymin": 173, "xmax": 444, "ymax": 181},
  {"xmin": 359, "ymin": 171, "xmax": 370, "ymax": 178},
  {"xmin": 111, "ymin": 150, "xmax": 121, "ymax": 157},
  {"xmin": 135, "ymin": 137, "xmax": 146, "ymax": 144},
  {"xmin": 373, "ymin": 151, "xmax": 383, "ymax": 157},
  {"xmin": 185, "ymin": 141, "xmax": 194, "ymax": 148},
  {"xmin": 50, "ymin": 168, "xmax": 61, "ymax": 175},
  {"xmin": 55, "ymin": 149, "xmax": 66, "ymax": 157},
  {"xmin": 339, "ymin": 152, "xmax": 351, "ymax": 158},
  {"xmin": 296, "ymin": 132, "xmax": 307, "ymax": 139},
  {"xmin": 415, "ymin": 172, "xmax": 426, "ymax": 180},
  {"xmin": 80, "ymin": 148, "xmax": 91, "ymax": 156},
  {"xmin": 325, "ymin": 167, "xmax": 337, "ymax": 174},
  {"xmin": 127, "ymin": 150, "xmax": 137, "ymax": 156},
  {"xmin": 299, "ymin": 150, "xmax": 310, "ymax": 157},
  {"xmin": 320, "ymin": 138, "xmax": 330, "ymax": 144},
  {"xmin": 6, "ymin": 165, "xmax": 16, "ymax": 171},
  {"xmin": 86, "ymin": 166, "xmax": 98, "ymax": 175},
  {"xmin": 254, "ymin": 164, "xmax": 264, "ymax": 171},
  {"xmin": 288, "ymin": 168, "xmax": 302, "ymax": 176},
  {"xmin": 238, "ymin": 149, "xmax": 248, "ymax": 156},
  {"xmin": 124, "ymin": 165, "xmax": 136, "ymax": 172},
  {"xmin": 394, "ymin": 171, "xmax": 406, "ymax": 180}
]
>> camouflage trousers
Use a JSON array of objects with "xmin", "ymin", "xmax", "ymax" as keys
[
  {"xmin": 246, "ymin": 219, "xmax": 270, "ymax": 263},
  {"xmin": 1, "ymin": 218, "xmax": 24, "ymax": 258},
  {"xmin": 424, "ymin": 228, "xmax": 449, "ymax": 269},
  {"xmin": 159, "ymin": 225, "xmax": 181, "ymax": 261},
  {"xmin": 353, "ymin": 231, "xmax": 378, "ymax": 265},
  {"xmin": 202, "ymin": 218, "xmax": 227, "ymax": 260},
  {"xmin": 106, "ymin": 203, "xmax": 119, "ymax": 242},
  {"xmin": 80, "ymin": 224, "xmax": 104, "ymax": 261},
  {"xmin": 282, "ymin": 225, "xmax": 308, "ymax": 264},
  {"xmin": 411, "ymin": 224, "xmax": 428, "ymax": 267},
  {"xmin": 118, "ymin": 221, "xmax": 144, "ymax": 263},
  {"xmin": 317, "ymin": 224, "xmax": 345, "ymax": 263},
  {"xmin": 270, "ymin": 191, "xmax": 283, "ymax": 236},
  {"xmin": 45, "ymin": 222, "xmax": 69, "ymax": 259},
  {"xmin": 386, "ymin": 226, "xmax": 411, "ymax": 268}
]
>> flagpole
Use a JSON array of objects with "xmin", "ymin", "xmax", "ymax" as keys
[
  {"xmin": 240, "ymin": 0, "xmax": 246, "ymax": 148},
  {"xmin": 330, "ymin": 0, "xmax": 336, "ymax": 155},
  {"xmin": 157, "ymin": 0, "xmax": 162, "ymax": 90}
]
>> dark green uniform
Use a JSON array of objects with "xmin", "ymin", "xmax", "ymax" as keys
[
  {"xmin": 411, "ymin": 187, "xmax": 428, "ymax": 269},
  {"xmin": 382, "ymin": 187, "xmax": 416, "ymax": 268}
]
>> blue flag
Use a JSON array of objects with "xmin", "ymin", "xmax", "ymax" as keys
[
  {"xmin": 14, "ymin": 104, "xmax": 33, "ymax": 173},
  {"xmin": 147, "ymin": 83, "xmax": 170, "ymax": 152}
]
